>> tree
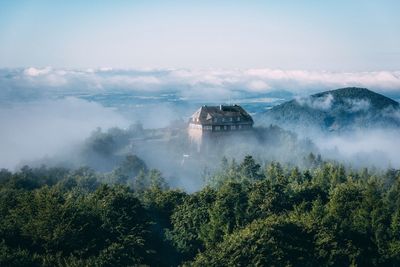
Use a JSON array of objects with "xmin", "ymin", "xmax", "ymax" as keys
[
  {"xmin": 203, "ymin": 182, "xmax": 249, "ymax": 247},
  {"xmin": 239, "ymin": 155, "xmax": 262, "ymax": 181},
  {"xmin": 141, "ymin": 189, "xmax": 187, "ymax": 266},
  {"xmin": 191, "ymin": 216, "xmax": 318, "ymax": 267},
  {"xmin": 167, "ymin": 187, "xmax": 216, "ymax": 260},
  {"xmin": 111, "ymin": 154, "xmax": 147, "ymax": 185}
]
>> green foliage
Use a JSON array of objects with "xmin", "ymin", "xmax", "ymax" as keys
[
  {"xmin": 108, "ymin": 154, "xmax": 147, "ymax": 185},
  {"xmin": 166, "ymin": 187, "xmax": 216, "ymax": 259},
  {"xmin": 1, "ymin": 156, "xmax": 400, "ymax": 266},
  {"xmin": 191, "ymin": 216, "xmax": 318, "ymax": 267},
  {"xmin": 203, "ymin": 181, "xmax": 249, "ymax": 247},
  {"xmin": 0, "ymin": 170, "xmax": 151, "ymax": 266},
  {"xmin": 239, "ymin": 155, "xmax": 262, "ymax": 181}
]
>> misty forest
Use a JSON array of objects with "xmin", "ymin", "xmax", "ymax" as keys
[
  {"xmin": 2, "ymin": 84, "xmax": 400, "ymax": 266},
  {"xmin": 2, "ymin": 152, "xmax": 400, "ymax": 266},
  {"xmin": 2, "ymin": 1, "xmax": 400, "ymax": 266}
]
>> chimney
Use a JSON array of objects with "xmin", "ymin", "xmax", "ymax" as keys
[{"xmin": 219, "ymin": 104, "xmax": 223, "ymax": 110}]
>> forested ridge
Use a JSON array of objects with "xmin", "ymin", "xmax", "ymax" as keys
[
  {"xmin": 1, "ymin": 154, "xmax": 400, "ymax": 266},
  {"xmin": 258, "ymin": 87, "xmax": 400, "ymax": 131}
]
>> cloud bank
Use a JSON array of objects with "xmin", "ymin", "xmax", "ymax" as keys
[
  {"xmin": 0, "ymin": 97, "xmax": 128, "ymax": 170},
  {"xmin": 1, "ymin": 68, "xmax": 400, "ymax": 103},
  {"xmin": 1, "ymin": 67, "xmax": 400, "ymax": 171},
  {"xmin": 315, "ymin": 129, "xmax": 400, "ymax": 169}
]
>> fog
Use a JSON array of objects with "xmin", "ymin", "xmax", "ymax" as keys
[
  {"xmin": 296, "ymin": 93, "xmax": 334, "ymax": 110},
  {"xmin": 1, "ymin": 67, "xmax": 400, "ymax": 190},
  {"xmin": 314, "ymin": 129, "xmax": 400, "ymax": 169},
  {"xmin": 0, "ymin": 97, "xmax": 128, "ymax": 170}
]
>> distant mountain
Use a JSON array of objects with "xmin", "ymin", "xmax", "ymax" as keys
[{"xmin": 257, "ymin": 87, "xmax": 400, "ymax": 132}]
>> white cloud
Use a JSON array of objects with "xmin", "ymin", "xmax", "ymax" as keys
[
  {"xmin": 315, "ymin": 129, "xmax": 400, "ymax": 168},
  {"xmin": 296, "ymin": 94, "xmax": 334, "ymax": 110},
  {"xmin": 0, "ymin": 97, "xmax": 129, "ymax": 170},
  {"xmin": 346, "ymin": 98, "xmax": 371, "ymax": 112},
  {"xmin": 24, "ymin": 67, "xmax": 52, "ymax": 77},
  {"xmin": 5, "ymin": 68, "xmax": 400, "ymax": 98},
  {"xmin": 247, "ymin": 80, "xmax": 271, "ymax": 91},
  {"xmin": 245, "ymin": 69, "xmax": 400, "ymax": 92}
]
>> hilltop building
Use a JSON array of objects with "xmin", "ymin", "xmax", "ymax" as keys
[
  {"xmin": 188, "ymin": 104, "xmax": 254, "ymax": 150},
  {"xmin": 189, "ymin": 104, "xmax": 253, "ymax": 131}
]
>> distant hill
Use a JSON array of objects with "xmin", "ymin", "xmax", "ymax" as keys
[{"xmin": 257, "ymin": 87, "xmax": 400, "ymax": 132}]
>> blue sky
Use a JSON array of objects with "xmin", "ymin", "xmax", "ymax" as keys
[{"xmin": 0, "ymin": 0, "xmax": 399, "ymax": 70}]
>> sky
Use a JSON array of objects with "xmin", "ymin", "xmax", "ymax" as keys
[{"xmin": 0, "ymin": 0, "xmax": 399, "ymax": 70}]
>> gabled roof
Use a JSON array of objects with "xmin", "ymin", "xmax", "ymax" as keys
[{"xmin": 190, "ymin": 105, "xmax": 253, "ymax": 125}]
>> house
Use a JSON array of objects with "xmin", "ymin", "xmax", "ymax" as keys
[
  {"xmin": 188, "ymin": 105, "xmax": 254, "ymax": 149},
  {"xmin": 189, "ymin": 104, "xmax": 254, "ymax": 132}
]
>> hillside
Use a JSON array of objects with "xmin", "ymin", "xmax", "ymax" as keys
[{"xmin": 257, "ymin": 87, "xmax": 400, "ymax": 132}]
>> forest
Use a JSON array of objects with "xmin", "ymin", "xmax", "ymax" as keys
[{"xmin": 1, "ymin": 153, "xmax": 400, "ymax": 266}]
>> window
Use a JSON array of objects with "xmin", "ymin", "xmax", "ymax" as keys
[
  {"xmin": 214, "ymin": 118, "xmax": 218, "ymax": 122},
  {"xmin": 237, "ymin": 117, "xmax": 241, "ymax": 121},
  {"xmin": 189, "ymin": 123, "xmax": 202, "ymax": 129},
  {"xmin": 229, "ymin": 117, "xmax": 233, "ymax": 122},
  {"xmin": 238, "ymin": 125, "xmax": 242, "ymax": 129},
  {"xmin": 222, "ymin": 118, "xmax": 225, "ymax": 122},
  {"xmin": 224, "ymin": 126, "xmax": 227, "ymax": 130},
  {"xmin": 231, "ymin": 125, "xmax": 236, "ymax": 130},
  {"xmin": 215, "ymin": 126, "xmax": 220, "ymax": 131}
]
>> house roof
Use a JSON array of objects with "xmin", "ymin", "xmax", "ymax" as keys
[{"xmin": 190, "ymin": 105, "xmax": 254, "ymax": 125}]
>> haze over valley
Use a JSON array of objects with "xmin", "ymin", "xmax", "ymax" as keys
[
  {"xmin": 1, "ymin": 1, "xmax": 400, "ymax": 266},
  {"xmin": 2, "ymin": 67, "xmax": 400, "ymax": 183}
]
